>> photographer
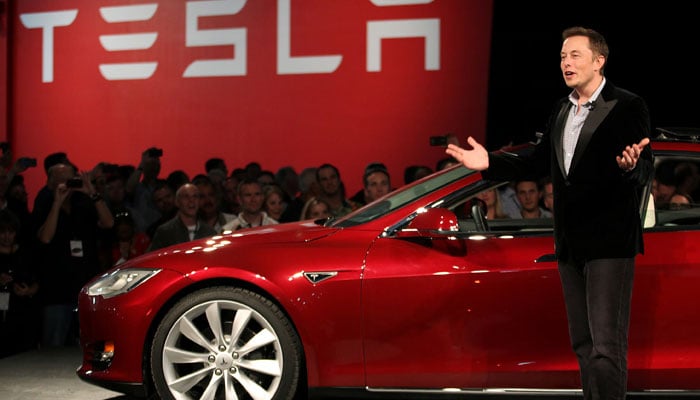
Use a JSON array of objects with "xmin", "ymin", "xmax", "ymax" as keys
[{"xmin": 33, "ymin": 163, "xmax": 113, "ymax": 347}]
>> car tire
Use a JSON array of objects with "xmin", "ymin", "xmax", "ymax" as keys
[{"xmin": 150, "ymin": 286, "xmax": 302, "ymax": 400}]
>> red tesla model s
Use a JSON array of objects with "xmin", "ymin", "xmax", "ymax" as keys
[{"xmin": 77, "ymin": 129, "xmax": 700, "ymax": 399}]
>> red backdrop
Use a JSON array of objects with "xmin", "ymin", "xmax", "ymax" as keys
[{"xmin": 8, "ymin": 0, "xmax": 492, "ymax": 206}]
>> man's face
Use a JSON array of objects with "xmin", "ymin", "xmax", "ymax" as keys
[
  {"xmin": 153, "ymin": 187, "xmax": 176, "ymax": 213},
  {"xmin": 516, "ymin": 181, "xmax": 541, "ymax": 212},
  {"xmin": 48, "ymin": 164, "xmax": 76, "ymax": 190},
  {"xmin": 196, "ymin": 184, "xmax": 218, "ymax": 217},
  {"xmin": 318, "ymin": 167, "xmax": 340, "ymax": 196},
  {"xmin": 560, "ymin": 35, "xmax": 603, "ymax": 90},
  {"xmin": 543, "ymin": 182, "xmax": 554, "ymax": 211},
  {"xmin": 238, "ymin": 182, "xmax": 264, "ymax": 214},
  {"xmin": 176, "ymin": 184, "xmax": 200, "ymax": 219},
  {"xmin": 105, "ymin": 179, "xmax": 126, "ymax": 203},
  {"xmin": 364, "ymin": 171, "xmax": 390, "ymax": 203}
]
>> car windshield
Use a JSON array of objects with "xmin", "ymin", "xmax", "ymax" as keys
[{"xmin": 330, "ymin": 165, "xmax": 476, "ymax": 228}]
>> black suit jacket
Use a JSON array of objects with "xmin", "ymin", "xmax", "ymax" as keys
[{"xmin": 485, "ymin": 82, "xmax": 654, "ymax": 263}]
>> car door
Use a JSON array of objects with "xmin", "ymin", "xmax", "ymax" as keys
[
  {"xmin": 361, "ymin": 189, "xmax": 580, "ymax": 390},
  {"xmin": 628, "ymin": 194, "xmax": 700, "ymax": 390}
]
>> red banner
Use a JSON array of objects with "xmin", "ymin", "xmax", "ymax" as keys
[{"xmin": 9, "ymin": 0, "xmax": 492, "ymax": 203}]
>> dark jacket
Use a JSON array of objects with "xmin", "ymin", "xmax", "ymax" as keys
[
  {"xmin": 485, "ymin": 82, "xmax": 654, "ymax": 263},
  {"xmin": 147, "ymin": 215, "xmax": 217, "ymax": 252}
]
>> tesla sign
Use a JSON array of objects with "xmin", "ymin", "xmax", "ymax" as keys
[{"xmin": 11, "ymin": 0, "xmax": 492, "ymax": 203}]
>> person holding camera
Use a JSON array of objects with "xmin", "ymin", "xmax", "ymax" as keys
[
  {"xmin": 32, "ymin": 163, "xmax": 114, "ymax": 347},
  {"xmin": 126, "ymin": 147, "xmax": 164, "ymax": 230}
]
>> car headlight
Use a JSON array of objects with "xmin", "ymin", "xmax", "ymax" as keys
[{"xmin": 87, "ymin": 268, "xmax": 161, "ymax": 299}]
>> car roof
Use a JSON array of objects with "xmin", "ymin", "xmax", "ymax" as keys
[{"xmin": 653, "ymin": 127, "xmax": 700, "ymax": 144}]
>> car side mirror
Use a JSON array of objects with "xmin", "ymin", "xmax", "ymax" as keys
[{"xmin": 397, "ymin": 208, "xmax": 466, "ymax": 256}]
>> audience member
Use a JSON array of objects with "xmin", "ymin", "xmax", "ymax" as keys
[
  {"xmin": 0, "ymin": 209, "xmax": 40, "ymax": 357},
  {"xmin": 148, "ymin": 183, "xmax": 216, "ymax": 251},
  {"xmin": 404, "ymin": 165, "xmax": 432, "ymax": 185},
  {"xmin": 222, "ymin": 179, "xmax": 278, "ymax": 231},
  {"xmin": 263, "ymin": 184, "xmax": 286, "ymax": 222},
  {"xmin": 351, "ymin": 162, "xmax": 391, "ymax": 206},
  {"xmin": 257, "ymin": 170, "xmax": 276, "ymax": 187},
  {"xmin": 146, "ymin": 180, "xmax": 178, "ymax": 239},
  {"xmin": 317, "ymin": 163, "xmax": 358, "ymax": 218},
  {"xmin": 33, "ymin": 163, "xmax": 114, "ymax": 347},
  {"xmin": 3, "ymin": 172, "xmax": 34, "ymax": 244},
  {"xmin": 540, "ymin": 176, "xmax": 554, "ymax": 213},
  {"xmin": 280, "ymin": 167, "xmax": 319, "ymax": 222},
  {"xmin": 475, "ymin": 188, "xmax": 510, "ymax": 219},
  {"xmin": 205, "ymin": 157, "xmax": 228, "ymax": 177},
  {"xmin": 669, "ymin": 192, "xmax": 693, "ymax": 210},
  {"xmin": 300, "ymin": 197, "xmax": 331, "ymax": 220},
  {"xmin": 111, "ymin": 211, "xmax": 150, "ymax": 266},
  {"xmin": 221, "ymin": 175, "xmax": 241, "ymax": 215},
  {"xmin": 275, "ymin": 166, "xmax": 299, "ymax": 204},
  {"xmin": 193, "ymin": 174, "xmax": 234, "ymax": 233},
  {"xmin": 126, "ymin": 147, "xmax": 163, "ymax": 229},
  {"xmin": 498, "ymin": 183, "xmax": 522, "ymax": 218},
  {"xmin": 166, "ymin": 170, "xmax": 190, "ymax": 192},
  {"xmin": 652, "ymin": 160, "xmax": 678, "ymax": 209},
  {"xmin": 673, "ymin": 161, "xmax": 700, "ymax": 202},
  {"xmin": 244, "ymin": 162, "xmax": 262, "ymax": 180},
  {"xmin": 436, "ymin": 157, "xmax": 459, "ymax": 171},
  {"xmin": 104, "ymin": 174, "xmax": 147, "ymax": 233},
  {"xmin": 514, "ymin": 179, "xmax": 552, "ymax": 219}
]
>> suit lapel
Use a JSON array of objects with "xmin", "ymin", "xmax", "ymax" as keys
[{"xmin": 569, "ymin": 97, "xmax": 617, "ymax": 174}]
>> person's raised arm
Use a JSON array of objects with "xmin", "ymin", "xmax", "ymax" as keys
[{"xmin": 445, "ymin": 136, "xmax": 490, "ymax": 171}]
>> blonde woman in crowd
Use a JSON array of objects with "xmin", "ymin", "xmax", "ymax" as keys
[
  {"xmin": 475, "ymin": 188, "xmax": 510, "ymax": 220},
  {"xmin": 263, "ymin": 184, "xmax": 286, "ymax": 222},
  {"xmin": 300, "ymin": 197, "xmax": 331, "ymax": 221}
]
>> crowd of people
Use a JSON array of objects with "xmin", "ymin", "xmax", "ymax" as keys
[{"xmin": 0, "ymin": 145, "xmax": 458, "ymax": 357}]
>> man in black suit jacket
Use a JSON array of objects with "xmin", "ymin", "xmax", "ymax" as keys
[{"xmin": 447, "ymin": 27, "xmax": 653, "ymax": 400}]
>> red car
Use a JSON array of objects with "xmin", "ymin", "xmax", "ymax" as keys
[{"xmin": 77, "ymin": 129, "xmax": 700, "ymax": 399}]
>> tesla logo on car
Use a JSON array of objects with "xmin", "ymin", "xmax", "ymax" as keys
[
  {"xmin": 304, "ymin": 272, "xmax": 338, "ymax": 284},
  {"xmin": 19, "ymin": 0, "xmax": 440, "ymax": 82}
]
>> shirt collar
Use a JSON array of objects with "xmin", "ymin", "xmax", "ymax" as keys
[{"xmin": 568, "ymin": 77, "xmax": 606, "ymax": 108}]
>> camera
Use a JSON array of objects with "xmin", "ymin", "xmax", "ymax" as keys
[
  {"xmin": 429, "ymin": 135, "xmax": 448, "ymax": 147},
  {"xmin": 66, "ymin": 177, "xmax": 83, "ymax": 188},
  {"xmin": 18, "ymin": 157, "xmax": 37, "ymax": 168},
  {"xmin": 147, "ymin": 147, "xmax": 163, "ymax": 158}
]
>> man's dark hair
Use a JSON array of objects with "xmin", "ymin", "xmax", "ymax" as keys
[
  {"xmin": 43, "ymin": 152, "xmax": 69, "ymax": 173},
  {"xmin": 205, "ymin": 157, "xmax": 227, "ymax": 173}
]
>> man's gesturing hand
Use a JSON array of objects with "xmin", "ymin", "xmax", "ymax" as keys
[
  {"xmin": 616, "ymin": 137, "xmax": 650, "ymax": 172},
  {"xmin": 445, "ymin": 136, "xmax": 489, "ymax": 171}
]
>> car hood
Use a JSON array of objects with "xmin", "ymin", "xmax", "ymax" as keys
[{"xmin": 131, "ymin": 220, "xmax": 340, "ymax": 266}]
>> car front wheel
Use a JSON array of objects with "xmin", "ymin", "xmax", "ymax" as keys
[{"xmin": 150, "ymin": 287, "xmax": 302, "ymax": 400}]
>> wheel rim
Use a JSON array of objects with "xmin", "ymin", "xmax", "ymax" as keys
[{"xmin": 161, "ymin": 299, "xmax": 283, "ymax": 400}]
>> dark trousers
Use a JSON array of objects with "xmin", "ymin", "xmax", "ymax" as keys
[{"xmin": 558, "ymin": 257, "xmax": 635, "ymax": 400}]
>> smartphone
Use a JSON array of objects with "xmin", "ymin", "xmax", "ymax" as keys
[
  {"xmin": 429, "ymin": 136, "xmax": 448, "ymax": 147},
  {"xmin": 66, "ymin": 177, "xmax": 83, "ymax": 188},
  {"xmin": 18, "ymin": 157, "xmax": 37, "ymax": 168}
]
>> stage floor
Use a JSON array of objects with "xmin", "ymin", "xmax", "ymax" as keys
[
  {"xmin": 0, "ymin": 346, "xmax": 133, "ymax": 400},
  {"xmin": 1, "ymin": 346, "xmax": 698, "ymax": 400}
]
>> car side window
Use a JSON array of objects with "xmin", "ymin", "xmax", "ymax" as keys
[
  {"xmin": 648, "ymin": 156, "xmax": 700, "ymax": 230},
  {"xmin": 450, "ymin": 182, "xmax": 554, "ymax": 233}
]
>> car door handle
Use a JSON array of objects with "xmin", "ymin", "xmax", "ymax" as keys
[{"xmin": 535, "ymin": 253, "xmax": 557, "ymax": 263}]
